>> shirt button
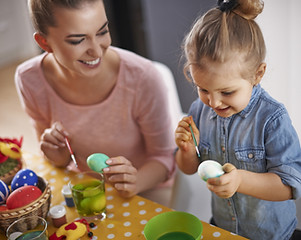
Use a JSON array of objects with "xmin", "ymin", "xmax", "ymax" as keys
[
  {"xmin": 221, "ymin": 146, "xmax": 226, "ymax": 152},
  {"xmin": 248, "ymin": 153, "xmax": 254, "ymax": 159}
]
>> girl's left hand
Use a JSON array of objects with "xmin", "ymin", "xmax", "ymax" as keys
[
  {"xmin": 103, "ymin": 156, "xmax": 138, "ymax": 198},
  {"xmin": 206, "ymin": 163, "xmax": 241, "ymax": 198}
]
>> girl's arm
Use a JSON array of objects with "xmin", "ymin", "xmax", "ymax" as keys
[
  {"xmin": 175, "ymin": 148, "xmax": 199, "ymax": 174},
  {"xmin": 207, "ymin": 164, "xmax": 292, "ymax": 201},
  {"xmin": 175, "ymin": 116, "xmax": 200, "ymax": 174},
  {"xmin": 237, "ymin": 170, "xmax": 292, "ymax": 201}
]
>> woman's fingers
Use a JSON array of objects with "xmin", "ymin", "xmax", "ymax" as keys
[
  {"xmin": 103, "ymin": 156, "xmax": 138, "ymax": 197},
  {"xmin": 40, "ymin": 122, "xmax": 68, "ymax": 147},
  {"xmin": 103, "ymin": 156, "xmax": 138, "ymax": 182},
  {"xmin": 108, "ymin": 172, "xmax": 137, "ymax": 183},
  {"xmin": 40, "ymin": 140, "xmax": 59, "ymax": 149}
]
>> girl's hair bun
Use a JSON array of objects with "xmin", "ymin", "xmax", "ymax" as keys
[
  {"xmin": 217, "ymin": 0, "xmax": 239, "ymax": 12},
  {"xmin": 218, "ymin": 0, "xmax": 264, "ymax": 20}
]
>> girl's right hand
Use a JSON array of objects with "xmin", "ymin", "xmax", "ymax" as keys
[
  {"xmin": 175, "ymin": 116, "xmax": 199, "ymax": 153},
  {"xmin": 175, "ymin": 116, "xmax": 200, "ymax": 174},
  {"xmin": 40, "ymin": 122, "xmax": 70, "ymax": 167}
]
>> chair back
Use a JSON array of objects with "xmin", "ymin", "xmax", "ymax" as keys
[
  {"xmin": 153, "ymin": 61, "xmax": 183, "ymax": 131},
  {"xmin": 153, "ymin": 61, "xmax": 212, "ymax": 221}
]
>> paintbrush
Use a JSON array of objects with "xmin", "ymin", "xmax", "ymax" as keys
[
  {"xmin": 189, "ymin": 124, "xmax": 201, "ymax": 158},
  {"xmin": 64, "ymin": 137, "xmax": 78, "ymax": 168}
]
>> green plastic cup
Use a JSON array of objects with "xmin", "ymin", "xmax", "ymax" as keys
[{"xmin": 144, "ymin": 211, "xmax": 203, "ymax": 240}]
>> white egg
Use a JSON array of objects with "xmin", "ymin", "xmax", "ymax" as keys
[{"xmin": 197, "ymin": 160, "xmax": 224, "ymax": 181}]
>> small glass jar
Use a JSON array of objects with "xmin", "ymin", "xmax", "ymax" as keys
[
  {"xmin": 49, "ymin": 205, "xmax": 67, "ymax": 228},
  {"xmin": 61, "ymin": 185, "xmax": 75, "ymax": 207}
]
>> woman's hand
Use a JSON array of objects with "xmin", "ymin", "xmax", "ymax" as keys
[
  {"xmin": 206, "ymin": 163, "xmax": 241, "ymax": 198},
  {"xmin": 103, "ymin": 156, "xmax": 138, "ymax": 198},
  {"xmin": 40, "ymin": 122, "xmax": 67, "ymax": 149},
  {"xmin": 40, "ymin": 121, "xmax": 70, "ymax": 167}
]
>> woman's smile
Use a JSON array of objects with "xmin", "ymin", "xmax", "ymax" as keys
[{"xmin": 79, "ymin": 58, "xmax": 101, "ymax": 68}]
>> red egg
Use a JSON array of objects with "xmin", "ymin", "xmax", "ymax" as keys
[
  {"xmin": 6, "ymin": 185, "xmax": 42, "ymax": 210},
  {"xmin": 0, "ymin": 205, "xmax": 8, "ymax": 211}
]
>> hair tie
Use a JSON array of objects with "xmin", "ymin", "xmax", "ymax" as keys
[{"xmin": 217, "ymin": 0, "xmax": 239, "ymax": 12}]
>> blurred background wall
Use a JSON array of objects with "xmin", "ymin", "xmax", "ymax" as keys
[
  {"xmin": 103, "ymin": 0, "xmax": 214, "ymax": 113},
  {"xmin": 1, "ymin": 1, "xmax": 301, "ymax": 118},
  {"xmin": 0, "ymin": 0, "xmax": 39, "ymax": 67},
  {"xmin": 1, "ymin": 0, "xmax": 300, "ymax": 229}
]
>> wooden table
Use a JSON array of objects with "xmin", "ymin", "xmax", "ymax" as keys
[{"xmin": 1, "ymin": 152, "xmax": 248, "ymax": 239}]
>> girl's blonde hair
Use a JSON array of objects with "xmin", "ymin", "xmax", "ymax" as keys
[
  {"xmin": 183, "ymin": 0, "xmax": 265, "ymax": 82},
  {"xmin": 28, "ymin": 0, "xmax": 100, "ymax": 36}
]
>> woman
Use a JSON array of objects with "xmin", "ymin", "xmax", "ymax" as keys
[{"xmin": 15, "ymin": 0, "xmax": 176, "ymax": 205}]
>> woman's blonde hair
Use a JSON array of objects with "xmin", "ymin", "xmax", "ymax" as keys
[
  {"xmin": 183, "ymin": 0, "xmax": 265, "ymax": 82},
  {"xmin": 28, "ymin": 0, "xmax": 100, "ymax": 36}
]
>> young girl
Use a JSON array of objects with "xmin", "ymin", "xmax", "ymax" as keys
[
  {"xmin": 175, "ymin": 0, "xmax": 301, "ymax": 239},
  {"xmin": 15, "ymin": 0, "xmax": 175, "ymax": 205}
]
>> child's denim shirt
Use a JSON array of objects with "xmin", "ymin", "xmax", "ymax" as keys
[{"xmin": 189, "ymin": 84, "xmax": 301, "ymax": 240}]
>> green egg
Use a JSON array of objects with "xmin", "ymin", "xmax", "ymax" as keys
[
  {"xmin": 89, "ymin": 193, "xmax": 106, "ymax": 212},
  {"xmin": 80, "ymin": 197, "xmax": 91, "ymax": 210},
  {"xmin": 87, "ymin": 153, "xmax": 110, "ymax": 172},
  {"xmin": 83, "ymin": 186, "xmax": 101, "ymax": 198},
  {"xmin": 73, "ymin": 184, "xmax": 85, "ymax": 191}
]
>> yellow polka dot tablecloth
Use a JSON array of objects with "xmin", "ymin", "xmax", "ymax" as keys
[{"xmin": 0, "ymin": 152, "xmax": 248, "ymax": 239}]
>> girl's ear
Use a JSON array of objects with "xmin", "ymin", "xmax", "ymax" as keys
[
  {"xmin": 34, "ymin": 32, "xmax": 53, "ymax": 52},
  {"xmin": 254, "ymin": 63, "xmax": 266, "ymax": 85}
]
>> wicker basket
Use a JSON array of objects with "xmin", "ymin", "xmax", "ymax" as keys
[
  {"xmin": 0, "ymin": 158, "xmax": 23, "ymax": 185},
  {"xmin": 0, "ymin": 176, "xmax": 51, "ymax": 233}
]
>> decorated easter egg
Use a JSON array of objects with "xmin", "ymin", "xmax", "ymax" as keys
[
  {"xmin": 0, "ymin": 179, "xmax": 10, "ymax": 204},
  {"xmin": 0, "ymin": 204, "xmax": 8, "ymax": 211},
  {"xmin": 6, "ymin": 185, "xmax": 42, "ymax": 209},
  {"xmin": 11, "ymin": 168, "xmax": 38, "ymax": 191},
  {"xmin": 197, "ymin": 160, "xmax": 225, "ymax": 181},
  {"xmin": 87, "ymin": 153, "xmax": 109, "ymax": 173}
]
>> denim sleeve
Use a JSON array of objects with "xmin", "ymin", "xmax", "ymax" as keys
[
  {"xmin": 188, "ymin": 98, "xmax": 204, "ymax": 125},
  {"xmin": 265, "ymin": 109, "xmax": 301, "ymax": 199}
]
